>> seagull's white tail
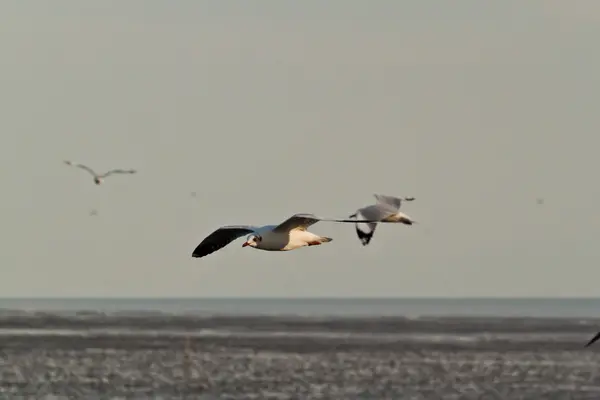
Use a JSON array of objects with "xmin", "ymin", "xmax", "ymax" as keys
[
  {"xmin": 306, "ymin": 236, "xmax": 332, "ymax": 247},
  {"xmin": 396, "ymin": 211, "xmax": 415, "ymax": 225}
]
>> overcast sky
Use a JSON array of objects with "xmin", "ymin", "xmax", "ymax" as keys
[{"xmin": 2, "ymin": 1, "xmax": 600, "ymax": 297}]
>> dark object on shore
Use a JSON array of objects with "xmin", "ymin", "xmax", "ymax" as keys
[{"xmin": 584, "ymin": 331, "xmax": 600, "ymax": 347}]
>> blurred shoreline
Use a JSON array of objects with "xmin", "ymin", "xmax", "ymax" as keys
[
  {"xmin": 1, "ymin": 313, "xmax": 599, "ymax": 398},
  {"xmin": 0, "ymin": 312, "xmax": 597, "ymax": 351}
]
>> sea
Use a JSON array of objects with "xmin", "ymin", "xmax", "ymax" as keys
[
  {"xmin": 1, "ymin": 298, "xmax": 600, "ymax": 399},
  {"xmin": 1, "ymin": 296, "xmax": 600, "ymax": 318}
]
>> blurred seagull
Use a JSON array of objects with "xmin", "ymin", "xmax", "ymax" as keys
[
  {"xmin": 349, "ymin": 194, "xmax": 416, "ymax": 246},
  {"xmin": 192, "ymin": 213, "xmax": 383, "ymax": 259},
  {"xmin": 64, "ymin": 160, "xmax": 136, "ymax": 185}
]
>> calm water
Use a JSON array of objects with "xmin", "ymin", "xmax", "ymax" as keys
[{"xmin": 0, "ymin": 297, "xmax": 599, "ymax": 318}]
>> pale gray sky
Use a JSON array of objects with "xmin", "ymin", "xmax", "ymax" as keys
[{"xmin": 2, "ymin": 1, "xmax": 600, "ymax": 297}]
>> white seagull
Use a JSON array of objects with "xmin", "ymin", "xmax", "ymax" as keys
[
  {"xmin": 349, "ymin": 194, "xmax": 416, "ymax": 246},
  {"xmin": 192, "ymin": 213, "xmax": 382, "ymax": 259},
  {"xmin": 64, "ymin": 160, "xmax": 137, "ymax": 185}
]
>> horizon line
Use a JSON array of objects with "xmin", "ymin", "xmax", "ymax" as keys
[{"xmin": 0, "ymin": 296, "xmax": 599, "ymax": 300}]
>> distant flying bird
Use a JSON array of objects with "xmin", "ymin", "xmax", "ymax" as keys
[
  {"xmin": 192, "ymin": 213, "xmax": 382, "ymax": 259},
  {"xmin": 64, "ymin": 160, "xmax": 136, "ymax": 185},
  {"xmin": 349, "ymin": 194, "xmax": 416, "ymax": 246}
]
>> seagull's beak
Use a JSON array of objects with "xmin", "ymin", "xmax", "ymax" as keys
[{"xmin": 242, "ymin": 241, "xmax": 249, "ymax": 247}]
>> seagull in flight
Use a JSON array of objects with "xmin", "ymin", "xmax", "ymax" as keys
[
  {"xmin": 349, "ymin": 194, "xmax": 416, "ymax": 246},
  {"xmin": 64, "ymin": 160, "xmax": 137, "ymax": 185},
  {"xmin": 192, "ymin": 213, "xmax": 382, "ymax": 259}
]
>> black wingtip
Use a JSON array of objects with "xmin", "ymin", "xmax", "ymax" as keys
[
  {"xmin": 191, "ymin": 245, "xmax": 204, "ymax": 258},
  {"xmin": 191, "ymin": 244, "xmax": 219, "ymax": 259},
  {"xmin": 192, "ymin": 250, "xmax": 206, "ymax": 259},
  {"xmin": 356, "ymin": 228, "xmax": 373, "ymax": 246}
]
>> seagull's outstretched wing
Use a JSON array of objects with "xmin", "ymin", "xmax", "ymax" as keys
[
  {"xmin": 349, "ymin": 206, "xmax": 387, "ymax": 246},
  {"xmin": 585, "ymin": 332, "xmax": 600, "ymax": 348},
  {"xmin": 374, "ymin": 194, "xmax": 415, "ymax": 210},
  {"xmin": 272, "ymin": 213, "xmax": 382, "ymax": 233},
  {"xmin": 64, "ymin": 160, "xmax": 97, "ymax": 177},
  {"xmin": 356, "ymin": 203, "xmax": 397, "ymax": 221},
  {"xmin": 192, "ymin": 226, "xmax": 257, "ymax": 258},
  {"xmin": 348, "ymin": 203, "xmax": 400, "ymax": 246},
  {"xmin": 99, "ymin": 169, "xmax": 137, "ymax": 178}
]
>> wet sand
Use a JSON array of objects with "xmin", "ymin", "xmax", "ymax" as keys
[{"xmin": 1, "ymin": 314, "xmax": 600, "ymax": 399}]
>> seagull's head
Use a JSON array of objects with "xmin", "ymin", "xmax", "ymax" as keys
[
  {"xmin": 94, "ymin": 177, "xmax": 102, "ymax": 185},
  {"xmin": 242, "ymin": 234, "xmax": 262, "ymax": 248}
]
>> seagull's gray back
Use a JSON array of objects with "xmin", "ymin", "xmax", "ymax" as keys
[
  {"xmin": 374, "ymin": 194, "xmax": 403, "ymax": 210},
  {"xmin": 357, "ymin": 203, "xmax": 398, "ymax": 221},
  {"xmin": 257, "ymin": 224, "xmax": 278, "ymax": 233}
]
